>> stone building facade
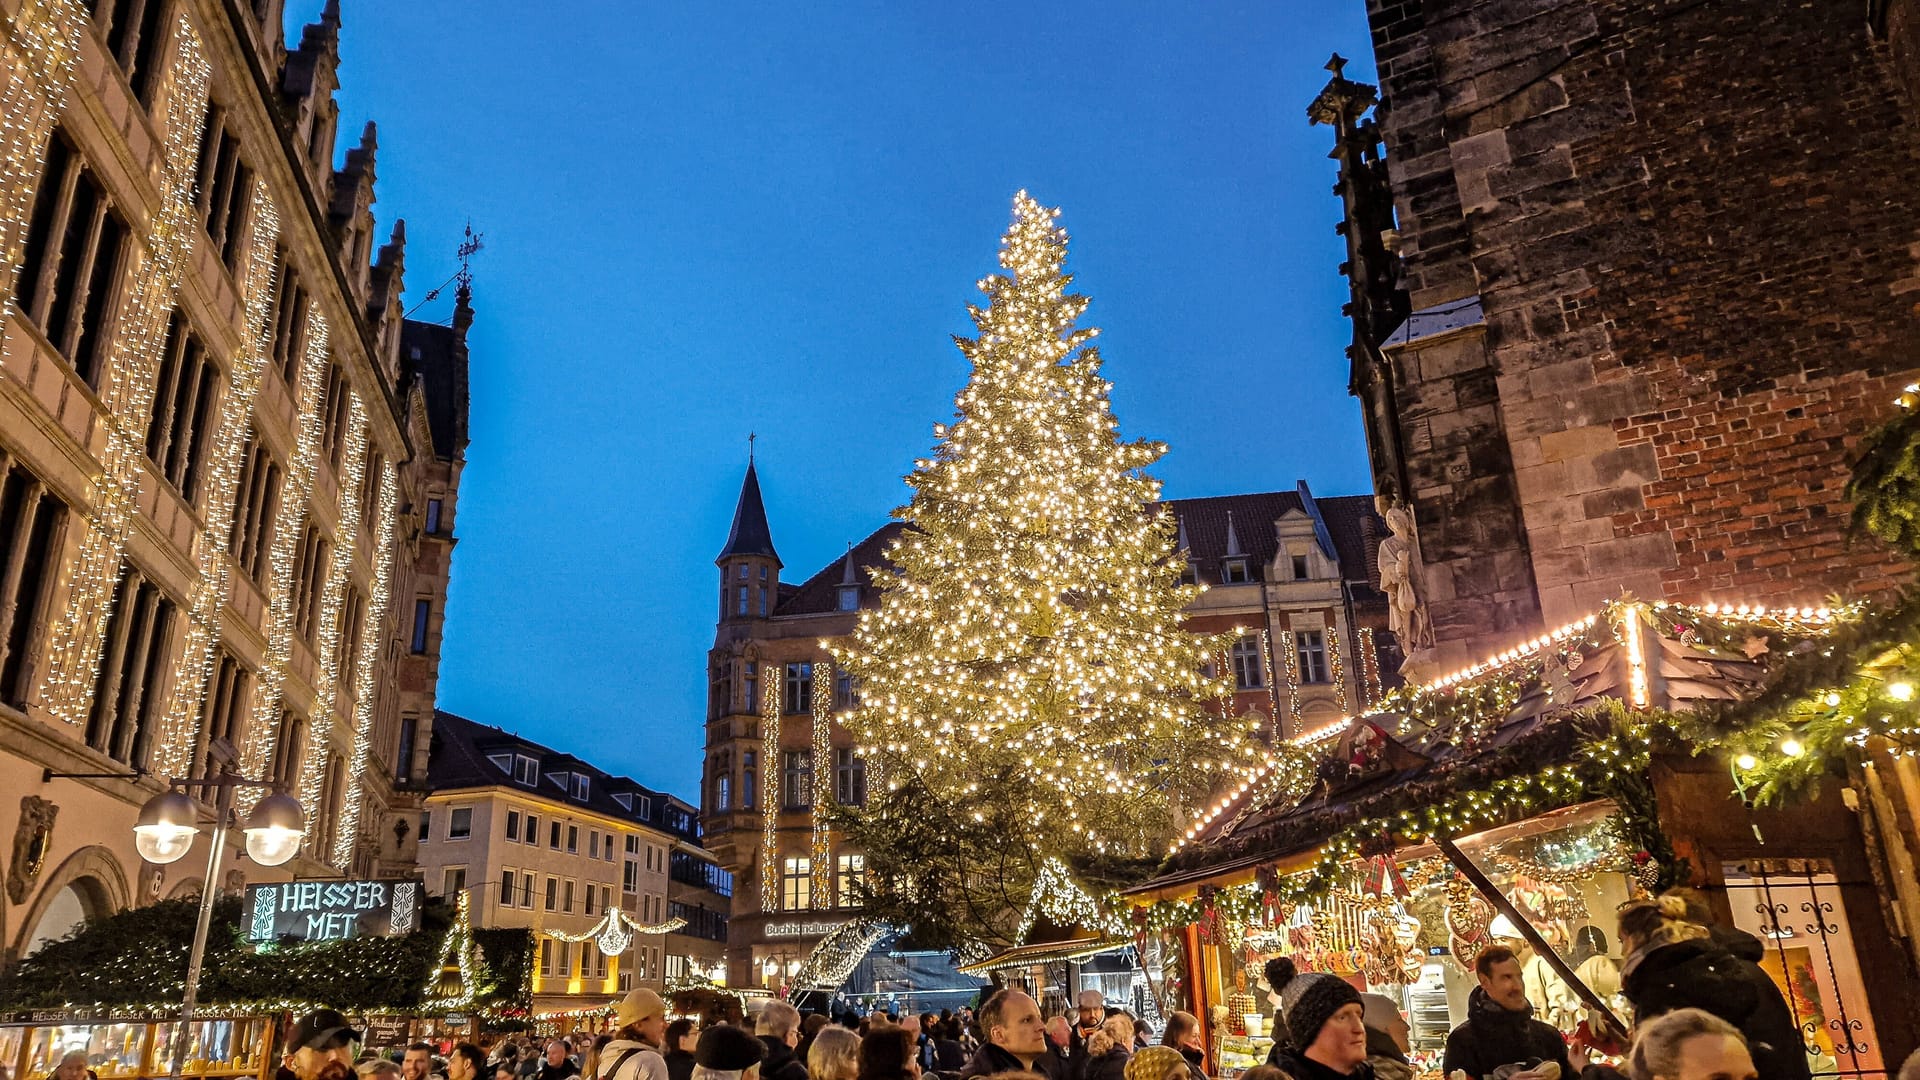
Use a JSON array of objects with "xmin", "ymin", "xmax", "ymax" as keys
[
  {"xmin": 701, "ymin": 462, "xmax": 1395, "ymax": 989},
  {"xmin": 418, "ymin": 712, "xmax": 731, "ymax": 1016},
  {"xmin": 0, "ymin": 0, "xmax": 467, "ymax": 962},
  {"xmin": 1325, "ymin": 0, "xmax": 1920, "ymax": 673}
]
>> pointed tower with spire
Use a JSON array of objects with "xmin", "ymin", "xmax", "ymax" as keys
[{"xmin": 716, "ymin": 449, "xmax": 781, "ymax": 623}]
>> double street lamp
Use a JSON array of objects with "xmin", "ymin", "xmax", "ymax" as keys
[{"xmin": 134, "ymin": 769, "xmax": 305, "ymax": 1079}]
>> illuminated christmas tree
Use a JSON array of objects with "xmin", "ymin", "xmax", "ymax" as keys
[{"xmin": 836, "ymin": 193, "xmax": 1260, "ymax": 916}]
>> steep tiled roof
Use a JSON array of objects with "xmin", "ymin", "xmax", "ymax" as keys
[
  {"xmin": 427, "ymin": 710, "xmax": 701, "ymax": 841},
  {"xmin": 771, "ymin": 487, "xmax": 1386, "ymax": 617}
]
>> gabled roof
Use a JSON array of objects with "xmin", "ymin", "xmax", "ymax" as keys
[
  {"xmin": 717, "ymin": 461, "xmax": 780, "ymax": 566},
  {"xmin": 769, "ymin": 488, "xmax": 1387, "ymax": 618},
  {"xmin": 426, "ymin": 710, "xmax": 702, "ymax": 842}
]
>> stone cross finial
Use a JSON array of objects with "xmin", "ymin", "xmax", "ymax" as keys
[{"xmin": 1326, "ymin": 53, "xmax": 1348, "ymax": 78}]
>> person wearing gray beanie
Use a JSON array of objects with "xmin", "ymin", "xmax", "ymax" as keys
[{"xmin": 1267, "ymin": 973, "xmax": 1371, "ymax": 1080}]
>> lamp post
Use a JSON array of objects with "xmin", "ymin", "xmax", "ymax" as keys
[{"xmin": 134, "ymin": 768, "xmax": 304, "ymax": 1079}]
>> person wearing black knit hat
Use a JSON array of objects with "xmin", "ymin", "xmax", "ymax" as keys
[
  {"xmin": 693, "ymin": 1026, "xmax": 765, "ymax": 1080},
  {"xmin": 1266, "ymin": 974, "xmax": 1371, "ymax": 1080},
  {"xmin": 1261, "ymin": 959, "xmax": 1299, "ymax": 1066}
]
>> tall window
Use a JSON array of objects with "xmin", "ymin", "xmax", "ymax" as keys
[
  {"xmin": 834, "ymin": 748, "xmax": 866, "ymax": 806},
  {"xmin": 835, "ymin": 854, "xmax": 866, "ymax": 909},
  {"xmin": 267, "ymin": 250, "xmax": 306, "ymax": 384},
  {"xmin": 338, "ymin": 587, "xmax": 366, "ymax": 684},
  {"xmin": 784, "ymin": 662, "xmax": 812, "ymax": 714},
  {"xmin": 1231, "ymin": 635, "xmax": 1265, "ymax": 691},
  {"xmin": 735, "ymin": 584, "xmax": 748, "ymax": 617},
  {"xmin": 742, "ymin": 661, "xmax": 757, "ymax": 711},
  {"xmin": 197, "ymin": 650, "xmax": 250, "ymax": 778},
  {"xmin": 835, "ymin": 672, "xmax": 859, "ymax": 710},
  {"xmin": 0, "ymin": 459, "xmax": 68, "ymax": 707},
  {"xmin": 193, "ymin": 105, "xmax": 252, "ymax": 270},
  {"xmin": 519, "ymin": 871, "xmax": 534, "ymax": 909},
  {"xmin": 425, "ymin": 498, "xmax": 442, "ymax": 534},
  {"xmin": 85, "ymin": 565, "xmax": 174, "ymax": 768},
  {"xmin": 499, "ymin": 868, "xmax": 516, "ymax": 907},
  {"xmin": 229, "ymin": 434, "xmax": 280, "ymax": 585},
  {"xmin": 781, "ymin": 750, "xmax": 812, "ymax": 810},
  {"xmin": 270, "ymin": 710, "xmax": 304, "ymax": 790},
  {"xmin": 506, "ymin": 809, "xmax": 520, "ymax": 842},
  {"xmin": 292, "ymin": 523, "xmax": 329, "ymax": 640},
  {"xmin": 711, "ymin": 748, "xmax": 731, "ymax": 811},
  {"xmin": 1296, "ymin": 630, "xmax": 1330, "ymax": 684},
  {"xmin": 448, "ymin": 807, "xmax": 472, "ymax": 839},
  {"xmin": 442, "ymin": 866, "xmax": 465, "ymax": 898},
  {"xmin": 146, "ymin": 311, "xmax": 219, "ymax": 502},
  {"xmin": 92, "ymin": 0, "xmax": 171, "ymax": 102},
  {"xmin": 18, "ymin": 130, "xmax": 128, "ymax": 387},
  {"xmin": 410, "ymin": 598, "xmax": 431, "ymax": 653},
  {"xmin": 562, "ymin": 879, "xmax": 575, "ymax": 913},
  {"xmin": 319, "ymin": 362, "xmax": 351, "ymax": 466},
  {"xmin": 781, "ymin": 856, "xmax": 812, "ymax": 911},
  {"xmin": 741, "ymin": 750, "xmax": 757, "ymax": 809},
  {"xmin": 394, "ymin": 714, "xmax": 417, "ymax": 783},
  {"xmin": 544, "ymin": 877, "xmax": 557, "ymax": 911}
]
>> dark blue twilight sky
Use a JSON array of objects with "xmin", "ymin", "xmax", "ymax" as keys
[{"xmin": 318, "ymin": 2, "xmax": 1379, "ymax": 802}]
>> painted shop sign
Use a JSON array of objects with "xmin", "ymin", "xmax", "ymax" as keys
[{"xmin": 244, "ymin": 879, "xmax": 423, "ymax": 943}]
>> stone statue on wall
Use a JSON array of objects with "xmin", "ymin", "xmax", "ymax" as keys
[
  {"xmin": 7, "ymin": 796, "xmax": 57, "ymax": 904},
  {"xmin": 1375, "ymin": 496, "xmax": 1436, "ymax": 677}
]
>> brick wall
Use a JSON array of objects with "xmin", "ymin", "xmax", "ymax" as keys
[{"xmin": 1362, "ymin": 0, "xmax": 1920, "ymax": 643}]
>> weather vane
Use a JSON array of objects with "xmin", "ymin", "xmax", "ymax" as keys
[{"xmin": 407, "ymin": 219, "xmax": 486, "ymax": 317}]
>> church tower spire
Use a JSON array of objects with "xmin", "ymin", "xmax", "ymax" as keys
[{"xmin": 717, "ymin": 452, "xmax": 781, "ymax": 622}]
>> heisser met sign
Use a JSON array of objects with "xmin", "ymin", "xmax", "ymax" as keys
[{"xmin": 244, "ymin": 879, "xmax": 423, "ymax": 943}]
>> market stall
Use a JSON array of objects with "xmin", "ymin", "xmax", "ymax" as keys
[
  {"xmin": 1126, "ymin": 600, "xmax": 1895, "ymax": 1080},
  {"xmin": 1, "ymin": 1016, "xmax": 274, "ymax": 1080}
]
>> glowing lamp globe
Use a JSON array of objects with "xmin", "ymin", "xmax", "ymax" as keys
[
  {"xmin": 243, "ymin": 792, "xmax": 305, "ymax": 867},
  {"xmin": 134, "ymin": 792, "xmax": 201, "ymax": 864}
]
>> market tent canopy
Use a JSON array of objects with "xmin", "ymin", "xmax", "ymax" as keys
[
  {"xmin": 955, "ymin": 936, "xmax": 1132, "ymax": 975},
  {"xmin": 1128, "ymin": 601, "xmax": 1811, "ymax": 903}
]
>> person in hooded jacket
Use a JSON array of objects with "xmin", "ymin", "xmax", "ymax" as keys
[
  {"xmin": 1442, "ymin": 946, "xmax": 1574, "ymax": 1080},
  {"xmin": 1615, "ymin": 896, "xmax": 1810, "ymax": 1080}
]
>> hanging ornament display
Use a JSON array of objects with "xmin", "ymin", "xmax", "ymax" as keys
[{"xmin": 546, "ymin": 908, "xmax": 687, "ymax": 957}]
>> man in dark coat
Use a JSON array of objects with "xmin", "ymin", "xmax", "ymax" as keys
[
  {"xmin": 755, "ymin": 1002, "xmax": 810, "ymax": 1080},
  {"xmin": 1442, "ymin": 947, "xmax": 1574, "ymax": 1080},
  {"xmin": 1621, "ymin": 931, "xmax": 1811, "ymax": 1080},
  {"xmin": 958, "ymin": 989, "xmax": 1061, "ymax": 1080}
]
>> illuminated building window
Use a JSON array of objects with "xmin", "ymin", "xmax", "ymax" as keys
[
  {"xmin": 782, "ymin": 750, "xmax": 812, "ymax": 810},
  {"xmin": 145, "ymin": 311, "xmax": 219, "ymax": 503},
  {"xmin": 836, "ymin": 854, "xmax": 865, "ymax": 908},
  {"xmin": 229, "ymin": 434, "xmax": 281, "ymax": 585},
  {"xmin": 18, "ymin": 130, "xmax": 128, "ymax": 389},
  {"xmin": 1231, "ymin": 635, "xmax": 1265, "ymax": 690},
  {"xmin": 781, "ymin": 856, "xmax": 811, "ymax": 911},
  {"xmin": 197, "ymin": 650, "xmax": 250, "ymax": 779},
  {"xmin": 1296, "ymin": 630, "xmax": 1330, "ymax": 684},
  {"xmin": 193, "ymin": 104, "xmax": 252, "ymax": 270},
  {"xmin": 95, "ymin": 0, "xmax": 171, "ymax": 102},
  {"xmin": 0, "ymin": 460, "xmax": 67, "ymax": 708}
]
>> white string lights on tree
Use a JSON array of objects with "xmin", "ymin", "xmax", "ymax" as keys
[
  {"xmin": 0, "ymin": 0, "xmax": 88, "ymax": 310},
  {"xmin": 41, "ymin": 11, "xmax": 211, "ymax": 726},
  {"xmin": 834, "ymin": 192, "xmax": 1259, "ymax": 861},
  {"xmin": 1014, "ymin": 857, "xmax": 1126, "ymax": 943},
  {"xmin": 760, "ymin": 671, "xmax": 780, "ymax": 912},
  {"xmin": 810, "ymin": 660, "xmax": 833, "ymax": 908},
  {"xmin": 152, "ymin": 176, "xmax": 282, "ymax": 780},
  {"xmin": 546, "ymin": 908, "xmax": 686, "ymax": 958}
]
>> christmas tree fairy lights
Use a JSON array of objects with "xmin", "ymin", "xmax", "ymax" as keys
[{"xmin": 835, "ymin": 191, "xmax": 1260, "ymax": 863}]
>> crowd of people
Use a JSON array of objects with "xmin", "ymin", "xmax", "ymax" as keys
[{"xmin": 227, "ymin": 886, "xmax": 1913, "ymax": 1080}]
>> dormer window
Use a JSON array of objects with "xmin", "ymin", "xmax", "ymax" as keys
[
  {"xmin": 1178, "ymin": 562, "xmax": 1197, "ymax": 586},
  {"xmin": 1222, "ymin": 558, "xmax": 1250, "ymax": 584},
  {"xmin": 572, "ymin": 774, "xmax": 590, "ymax": 800},
  {"xmin": 1291, "ymin": 554, "xmax": 1310, "ymax": 580},
  {"xmin": 837, "ymin": 585, "xmax": 859, "ymax": 611},
  {"xmin": 612, "ymin": 792, "xmax": 633, "ymax": 811},
  {"xmin": 487, "ymin": 753, "xmax": 512, "ymax": 773},
  {"xmin": 513, "ymin": 755, "xmax": 537, "ymax": 786}
]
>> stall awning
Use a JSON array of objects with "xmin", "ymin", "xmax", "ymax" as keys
[
  {"xmin": 1128, "ymin": 601, "xmax": 1812, "ymax": 901},
  {"xmin": 955, "ymin": 936, "xmax": 1131, "ymax": 974}
]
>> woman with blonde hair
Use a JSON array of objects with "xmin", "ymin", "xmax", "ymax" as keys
[
  {"xmin": 1157, "ymin": 1013, "xmax": 1205, "ymax": 1080},
  {"xmin": 807, "ymin": 1028, "xmax": 859, "ymax": 1080},
  {"xmin": 1083, "ymin": 1016, "xmax": 1135, "ymax": 1080}
]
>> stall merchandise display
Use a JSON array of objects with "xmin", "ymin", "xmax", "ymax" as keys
[{"xmin": 6, "ymin": 1017, "xmax": 273, "ymax": 1080}]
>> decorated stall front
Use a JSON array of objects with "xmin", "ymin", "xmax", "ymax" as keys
[
  {"xmin": 0, "ymin": 892, "xmax": 532, "ymax": 1078},
  {"xmin": 1124, "ymin": 600, "xmax": 1909, "ymax": 1080}
]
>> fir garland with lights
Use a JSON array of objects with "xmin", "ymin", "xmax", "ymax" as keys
[{"xmin": 0, "ymin": 896, "xmax": 532, "ymax": 1017}]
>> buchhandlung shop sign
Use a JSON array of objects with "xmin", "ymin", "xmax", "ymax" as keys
[{"xmin": 245, "ymin": 879, "xmax": 423, "ymax": 943}]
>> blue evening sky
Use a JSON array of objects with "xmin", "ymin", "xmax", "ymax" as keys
[{"xmin": 320, "ymin": 2, "xmax": 1378, "ymax": 802}]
